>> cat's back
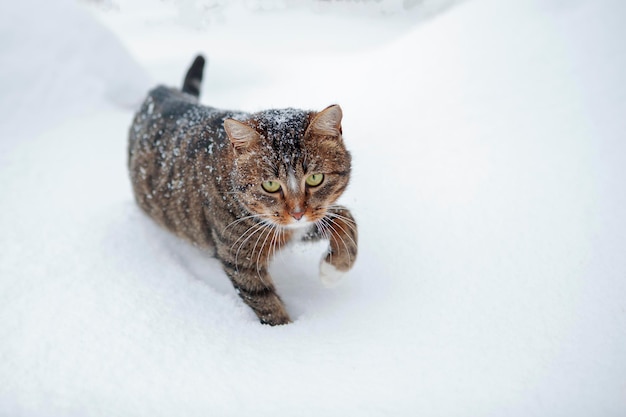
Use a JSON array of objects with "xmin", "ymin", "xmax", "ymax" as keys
[
  {"xmin": 127, "ymin": 85, "xmax": 240, "ymax": 247},
  {"xmin": 131, "ymin": 86, "xmax": 208, "ymax": 143},
  {"xmin": 147, "ymin": 85, "xmax": 202, "ymax": 119},
  {"xmin": 130, "ymin": 85, "xmax": 246, "ymax": 150}
]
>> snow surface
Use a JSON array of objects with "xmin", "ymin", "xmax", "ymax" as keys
[{"xmin": 1, "ymin": 0, "xmax": 626, "ymax": 415}]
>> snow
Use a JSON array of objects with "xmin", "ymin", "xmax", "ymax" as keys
[{"xmin": 1, "ymin": 0, "xmax": 626, "ymax": 415}]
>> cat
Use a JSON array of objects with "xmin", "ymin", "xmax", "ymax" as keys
[{"xmin": 128, "ymin": 55, "xmax": 358, "ymax": 325}]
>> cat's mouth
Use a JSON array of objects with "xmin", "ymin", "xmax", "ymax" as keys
[
  {"xmin": 266, "ymin": 212, "xmax": 321, "ymax": 231},
  {"xmin": 262, "ymin": 208, "xmax": 319, "ymax": 230},
  {"xmin": 280, "ymin": 219, "xmax": 314, "ymax": 230},
  {"xmin": 262, "ymin": 207, "xmax": 328, "ymax": 231}
]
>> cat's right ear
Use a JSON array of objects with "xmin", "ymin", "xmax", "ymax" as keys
[
  {"xmin": 224, "ymin": 119, "xmax": 259, "ymax": 152},
  {"xmin": 307, "ymin": 104, "xmax": 343, "ymax": 138}
]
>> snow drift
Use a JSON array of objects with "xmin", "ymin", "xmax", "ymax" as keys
[{"xmin": 1, "ymin": 0, "xmax": 625, "ymax": 415}]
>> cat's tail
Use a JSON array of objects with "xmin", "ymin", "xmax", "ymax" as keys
[{"xmin": 182, "ymin": 54, "xmax": 205, "ymax": 98}]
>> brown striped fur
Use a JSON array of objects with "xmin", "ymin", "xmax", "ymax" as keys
[{"xmin": 128, "ymin": 56, "xmax": 357, "ymax": 325}]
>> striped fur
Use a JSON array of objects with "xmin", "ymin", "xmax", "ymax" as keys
[{"xmin": 128, "ymin": 56, "xmax": 357, "ymax": 325}]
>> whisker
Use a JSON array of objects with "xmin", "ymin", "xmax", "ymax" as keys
[
  {"xmin": 230, "ymin": 219, "xmax": 265, "ymax": 254},
  {"xmin": 324, "ymin": 212, "xmax": 358, "ymax": 236},
  {"xmin": 273, "ymin": 226, "xmax": 284, "ymax": 262},
  {"xmin": 270, "ymin": 227, "xmax": 278, "ymax": 263},
  {"xmin": 314, "ymin": 220, "xmax": 328, "ymax": 262},
  {"xmin": 318, "ymin": 218, "xmax": 341, "ymax": 265},
  {"xmin": 222, "ymin": 213, "xmax": 265, "ymax": 234},
  {"xmin": 321, "ymin": 205, "xmax": 357, "ymax": 224},
  {"xmin": 274, "ymin": 226, "xmax": 287, "ymax": 268},
  {"xmin": 324, "ymin": 214, "xmax": 358, "ymax": 248},
  {"xmin": 255, "ymin": 223, "xmax": 275, "ymax": 279},
  {"xmin": 322, "ymin": 223, "xmax": 333, "ymax": 265},
  {"xmin": 323, "ymin": 218, "xmax": 353, "ymax": 266},
  {"xmin": 323, "ymin": 209, "xmax": 356, "ymax": 223},
  {"xmin": 233, "ymin": 221, "xmax": 267, "ymax": 271}
]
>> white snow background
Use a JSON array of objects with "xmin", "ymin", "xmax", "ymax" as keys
[{"xmin": 1, "ymin": 0, "xmax": 625, "ymax": 415}]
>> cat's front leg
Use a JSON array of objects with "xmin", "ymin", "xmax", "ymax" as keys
[
  {"xmin": 221, "ymin": 263, "xmax": 291, "ymax": 326},
  {"xmin": 318, "ymin": 206, "xmax": 358, "ymax": 287}
]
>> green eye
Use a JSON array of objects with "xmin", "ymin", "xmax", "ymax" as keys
[
  {"xmin": 262, "ymin": 180, "xmax": 281, "ymax": 193},
  {"xmin": 306, "ymin": 173, "xmax": 324, "ymax": 187}
]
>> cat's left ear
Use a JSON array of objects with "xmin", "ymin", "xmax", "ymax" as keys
[
  {"xmin": 307, "ymin": 105, "xmax": 343, "ymax": 138},
  {"xmin": 224, "ymin": 119, "xmax": 260, "ymax": 152}
]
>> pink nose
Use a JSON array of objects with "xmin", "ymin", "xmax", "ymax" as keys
[{"xmin": 291, "ymin": 210, "xmax": 305, "ymax": 221}]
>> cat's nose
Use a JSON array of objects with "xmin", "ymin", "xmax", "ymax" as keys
[{"xmin": 291, "ymin": 210, "xmax": 305, "ymax": 221}]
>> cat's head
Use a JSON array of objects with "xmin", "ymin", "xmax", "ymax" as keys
[{"xmin": 224, "ymin": 105, "xmax": 351, "ymax": 229}]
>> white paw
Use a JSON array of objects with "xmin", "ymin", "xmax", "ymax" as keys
[{"xmin": 319, "ymin": 260, "xmax": 345, "ymax": 288}]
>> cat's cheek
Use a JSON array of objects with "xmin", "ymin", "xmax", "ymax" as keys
[{"xmin": 319, "ymin": 259, "xmax": 346, "ymax": 288}]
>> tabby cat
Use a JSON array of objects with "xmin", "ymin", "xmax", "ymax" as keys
[{"xmin": 128, "ymin": 55, "xmax": 358, "ymax": 325}]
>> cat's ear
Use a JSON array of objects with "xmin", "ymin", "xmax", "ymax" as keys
[
  {"xmin": 307, "ymin": 105, "xmax": 343, "ymax": 137},
  {"xmin": 224, "ymin": 119, "xmax": 260, "ymax": 151}
]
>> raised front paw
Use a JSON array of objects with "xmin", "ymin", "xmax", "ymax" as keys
[
  {"xmin": 318, "ymin": 207, "xmax": 358, "ymax": 287},
  {"xmin": 319, "ymin": 258, "xmax": 347, "ymax": 288}
]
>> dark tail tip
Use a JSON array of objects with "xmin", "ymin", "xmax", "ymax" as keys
[{"xmin": 182, "ymin": 54, "xmax": 206, "ymax": 98}]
